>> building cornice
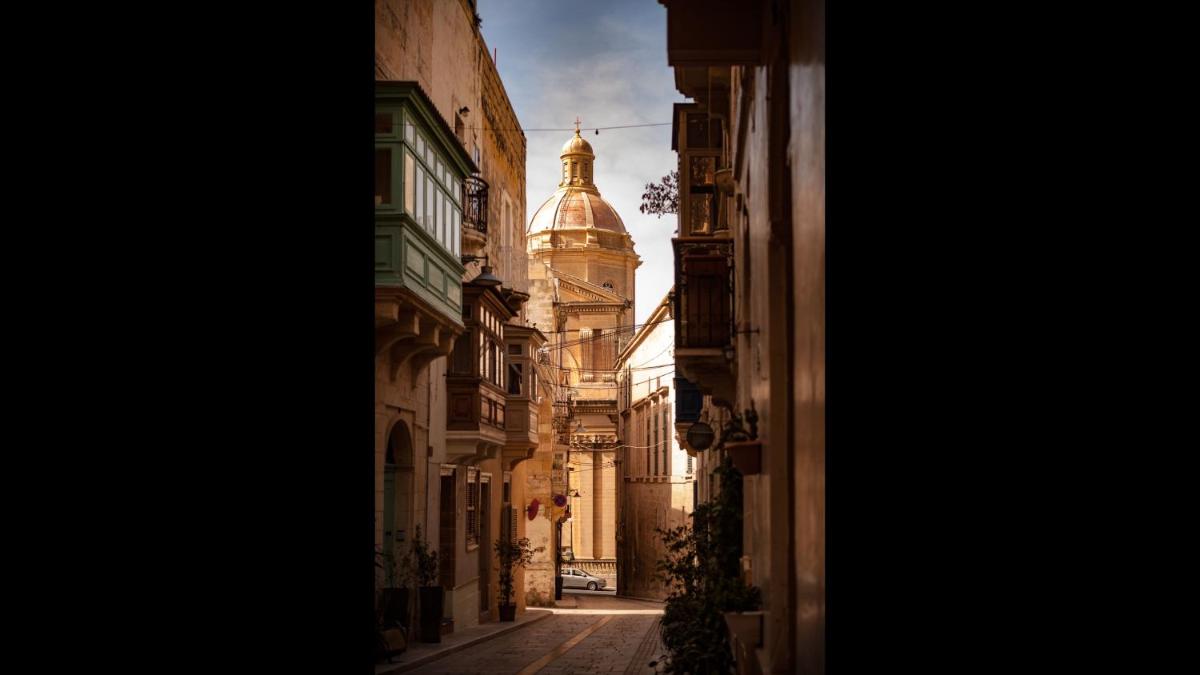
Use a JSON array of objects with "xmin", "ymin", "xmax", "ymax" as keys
[{"xmin": 616, "ymin": 289, "xmax": 674, "ymax": 365}]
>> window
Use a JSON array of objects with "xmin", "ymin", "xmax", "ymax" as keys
[
  {"xmin": 452, "ymin": 329, "xmax": 473, "ymax": 374},
  {"xmin": 415, "ymin": 167, "xmax": 424, "ymax": 224},
  {"xmin": 663, "ymin": 406, "xmax": 671, "ymax": 475},
  {"xmin": 508, "ymin": 362, "xmax": 523, "ymax": 395},
  {"xmin": 646, "ymin": 411, "xmax": 652, "ymax": 476},
  {"xmin": 375, "ymin": 148, "xmax": 392, "ymax": 206},
  {"xmin": 404, "ymin": 153, "xmax": 415, "ymax": 212},
  {"xmin": 375, "ymin": 113, "xmax": 393, "ymax": 135},
  {"xmin": 579, "ymin": 328, "xmax": 593, "ymax": 382},
  {"xmin": 466, "ymin": 468, "xmax": 480, "ymax": 548},
  {"xmin": 653, "ymin": 403, "xmax": 659, "ymax": 475}
]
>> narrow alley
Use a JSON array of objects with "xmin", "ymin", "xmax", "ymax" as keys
[{"xmin": 404, "ymin": 594, "xmax": 664, "ymax": 675}]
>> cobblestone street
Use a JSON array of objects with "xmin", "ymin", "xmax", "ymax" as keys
[{"xmin": 406, "ymin": 594, "xmax": 665, "ymax": 675}]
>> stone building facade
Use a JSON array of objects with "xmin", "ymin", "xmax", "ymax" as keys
[
  {"xmin": 659, "ymin": 0, "xmax": 825, "ymax": 672},
  {"xmin": 526, "ymin": 129, "xmax": 640, "ymax": 589},
  {"xmin": 375, "ymin": 0, "xmax": 554, "ymax": 636},
  {"xmin": 615, "ymin": 293, "xmax": 694, "ymax": 600}
]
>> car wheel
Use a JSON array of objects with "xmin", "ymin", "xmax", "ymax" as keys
[{"xmin": 587, "ymin": 581, "xmax": 598, "ymax": 591}]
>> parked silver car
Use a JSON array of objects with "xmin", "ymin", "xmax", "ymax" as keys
[{"xmin": 561, "ymin": 567, "xmax": 607, "ymax": 591}]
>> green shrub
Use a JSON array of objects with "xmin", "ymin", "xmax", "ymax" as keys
[{"xmin": 654, "ymin": 457, "xmax": 761, "ymax": 674}]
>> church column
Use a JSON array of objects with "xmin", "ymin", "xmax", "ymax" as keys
[{"xmin": 593, "ymin": 451, "xmax": 604, "ymax": 559}]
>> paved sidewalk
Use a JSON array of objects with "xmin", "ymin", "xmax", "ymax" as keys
[{"xmin": 376, "ymin": 608, "xmax": 553, "ymax": 674}]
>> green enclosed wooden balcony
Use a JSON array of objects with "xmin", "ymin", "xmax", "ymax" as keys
[{"xmin": 376, "ymin": 82, "xmax": 476, "ymax": 330}]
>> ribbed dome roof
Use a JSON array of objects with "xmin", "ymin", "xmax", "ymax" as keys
[
  {"xmin": 527, "ymin": 131, "xmax": 633, "ymax": 250},
  {"xmin": 560, "ymin": 132, "xmax": 594, "ymax": 156},
  {"xmin": 528, "ymin": 188, "xmax": 627, "ymax": 235}
]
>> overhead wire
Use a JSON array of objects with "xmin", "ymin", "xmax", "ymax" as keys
[{"xmin": 454, "ymin": 122, "xmax": 671, "ymax": 133}]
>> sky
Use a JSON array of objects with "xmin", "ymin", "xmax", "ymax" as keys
[{"xmin": 478, "ymin": 0, "xmax": 688, "ymax": 326}]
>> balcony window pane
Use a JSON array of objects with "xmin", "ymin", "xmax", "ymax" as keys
[
  {"xmin": 415, "ymin": 167, "xmax": 423, "ymax": 222},
  {"xmin": 405, "ymin": 123, "xmax": 415, "ymax": 143},
  {"xmin": 690, "ymin": 157, "xmax": 715, "ymax": 185},
  {"xmin": 442, "ymin": 194, "xmax": 449, "ymax": 249},
  {"xmin": 689, "ymin": 193, "xmax": 712, "ymax": 234},
  {"xmin": 404, "ymin": 152, "xmax": 415, "ymax": 213},
  {"xmin": 427, "ymin": 176, "xmax": 436, "ymax": 234},
  {"xmin": 417, "ymin": 134, "xmax": 425, "ymax": 159},
  {"xmin": 430, "ymin": 184, "xmax": 436, "ymax": 233},
  {"xmin": 508, "ymin": 363, "xmax": 522, "ymax": 395},
  {"xmin": 375, "ymin": 148, "xmax": 392, "ymax": 206}
]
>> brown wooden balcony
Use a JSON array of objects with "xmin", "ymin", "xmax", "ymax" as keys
[
  {"xmin": 445, "ymin": 281, "xmax": 514, "ymax": 463},
  {"xmin": 660, "ymin": 0, "xmax": 764, "ymax": 68},
  {"xmin": 502, "ymin": 324, "xmax": 548, "ymax": 469},
  {"xmin": 673, "ymin": 237, "xmax": 736, "ymax": 401}
]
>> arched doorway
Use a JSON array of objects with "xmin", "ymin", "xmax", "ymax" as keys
[{"xmin": 383, "ymin": 420, "xmax": 415, "ymax": 561}]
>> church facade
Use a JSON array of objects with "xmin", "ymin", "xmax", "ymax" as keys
[{"xmin": 525, "ymin": 129, "xmax": 640, "ymax": 588}]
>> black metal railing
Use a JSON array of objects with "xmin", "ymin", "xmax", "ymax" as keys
[
  {"xmin": 462, "ymin": 175, "xmax": 489, "ymax": 234},
  {"xmin": 673, "ymin": 239, "xmax": 734, "ymax": 349}
]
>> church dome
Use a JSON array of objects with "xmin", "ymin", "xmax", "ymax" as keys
[
  {"xmin": 527, "ymin": 129, "xmax": 631, "ymax": 247},
  {"xmin": 528, "ymin": 189, "xmax": 627, "ymax": 234}
]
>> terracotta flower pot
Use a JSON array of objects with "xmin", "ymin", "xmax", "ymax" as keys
[
  {"xmin": 723, "ymin": 610, "xmax": 765, "ymax": 648},
  {"xmin": 715, "ymin": 168, "xmax": 735, "ymax": 195},
  {"xmin": 725, "ymin": 440, "xmax": 762, "ymax": 475}
]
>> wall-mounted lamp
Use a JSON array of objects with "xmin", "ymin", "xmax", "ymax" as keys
[{"xmin": 459, "ymin": 254, "xmax": 502, "ymax": 287}]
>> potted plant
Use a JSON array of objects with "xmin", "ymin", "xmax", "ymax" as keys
[
  {"xmin": 722, "ymin": 407, "xmax": 762, "ymax": 475},
  {"xmin": 494, "ymin": 536, "xmax": 540, "ymax": 621},
  {"xmin": 375, "ymin": 548, "xmax": 408, "ymax": 662},
  {"xmin": 410, "ymin": 526, "xmax": 442, "ymax": 643},
  {"xmin": 654, "ymin": 456, "xmax": 761, "ymax": 673},
  {"xmin": 377, "ymin": 545, "xmax": 413, "ymax": 629}
]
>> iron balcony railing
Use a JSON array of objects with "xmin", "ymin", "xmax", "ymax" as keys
[
  {"xmin": 462, "ymin": 175, "xmax": 489, "ymax": 235},
  {"xmin": 673, "ymin": 239, "xmax": 734, "ymax": 349}
]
